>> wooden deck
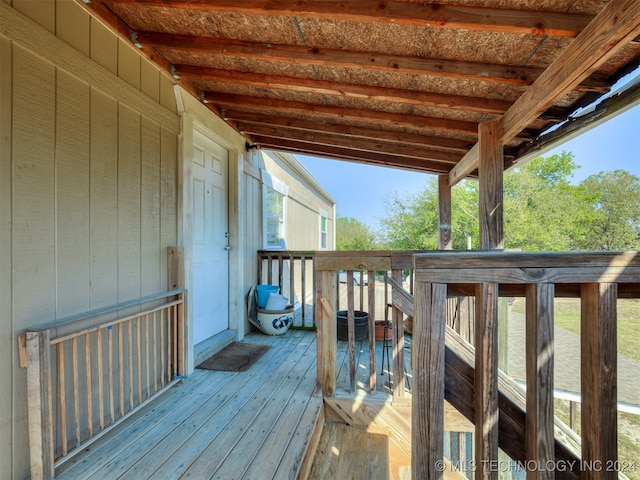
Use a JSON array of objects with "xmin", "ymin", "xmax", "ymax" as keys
[{"xmin": 54, "ymin": 329, "xmax": 411, "ymax": 480}]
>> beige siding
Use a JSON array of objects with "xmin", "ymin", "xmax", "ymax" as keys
[{"xmin": 1, "ymin": 2, "xmax": 180, "ymax": 477}]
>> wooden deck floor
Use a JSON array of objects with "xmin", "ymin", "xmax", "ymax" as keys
[{"xmin": 54, "ymin": 329, "xmax": 411, "ymax": 480}]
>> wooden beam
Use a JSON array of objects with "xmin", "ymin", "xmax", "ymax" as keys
[
  {"xmin": 438, "ymin": 175, "xmax": 452, "ymax": 250},
  {"xmin": 525, "ymin": 283, "xmax": 555, "ymax": 480},
  {"xmin": 413, "ymin": 282, "xmax": 447, "ymax": 480},
  {"xmin": 207, "ymin": 92, "xmax": 481, "ymax": 136},
  {"xmin": 246, "ymin": 126, "xmax": 462, "ymax": 163},
  {"xmin": 234, "ymin": 114, "xmax": 475, "ymax": 152},
  {"xmin": 136, "ymin": 31, "xmax": 609, "ymax": 90},
  {"xmin": 250, "ymin": 137, "xmax": 455, "ymax": 175},
  {"xmin": 175, "ymin": 64, "xmax": 514, "ymax": 115},
  {"xmin": 478, "ymin": 120, "xmax": 504, "ymax": 250},
  {"xmin": 580, "ymin": 283, "xmax": 618, "ymax": 480},
  {"xmin": 449, "ymin": 0, "xmax": 640, "ymax": 185},
  {"xmin": 107, "ymin": 0, "xmax": 593, "ymax": 38},
  {"xmin": 500, "ymin": 0, "xmax": 640, "ymax": 143},
  {"xmin": 475, "ymin": 282, "xmax": 499, "ymax": 480}
]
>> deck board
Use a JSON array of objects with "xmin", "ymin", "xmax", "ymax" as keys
[{"xmin": 55, "ymin": 329, "xmax": 409, "ymax": 480}]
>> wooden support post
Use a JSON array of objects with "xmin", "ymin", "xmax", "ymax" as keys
[
  {"xmin": 413, "ymin": 282, "xmax": 447, "ymax": 480},
  {"xmin": 438, "ymin": 174, "xmax": 452, "ymax": 250},
  {"xmin": 475, "ymin": 282, "xmax": 499, "ymax": 480},
  {"xmin": 392, "ymin": 268, "xmax": 405, "ymax": 397},
  {"xmin": 478, "ymin": 120, "xmax": 504, "ymax": 250},
  {"xmin": 580, "ymin": 283, "xmax": 617, "ymax": 480},
  {"xmin": 26, "ymin": 330, "xmax": 54, "ymax": 480},
  {"xmin": 168, "ymin": 247, "xmax": 187, "ymax": 376},
  {"xmin": 525, "ymin": 283, "xmax": 555, "ymax": 480},
  {"xmin": 317, "ymin": 270, "xmax": 337, "ymax": 397}
]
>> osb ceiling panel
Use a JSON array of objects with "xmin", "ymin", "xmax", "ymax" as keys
[{"xmin": 86, "ymin": 0, "xmax": 640, "ymax": 179}]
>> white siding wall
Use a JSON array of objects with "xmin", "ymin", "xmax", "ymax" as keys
[{"xmin": 0, "ymin": 2, "xmax": 179, "ymax": 477}]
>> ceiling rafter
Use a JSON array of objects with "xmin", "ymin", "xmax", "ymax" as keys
[
  {"xmin": 104, "ymin": 0, "xmax": 593, "ymax": 38},
  {"xmin": 232, "ymin": 114, "xmax": 476, "ymax": 152},
  {"xmin": 176, "ymin": 64, "xmax": 568, "ymax": 121},
  {"xmin": 243, "ymin": 125, "xmax": 462, "ymax": 163},
  {"xmin": 135, "ymin": 31, "xmax": 611, "ymax": 92},
  {"xmin": 252, "ymin": 137, "xmax": 457, "ymax": 174},
  {"xmin": 204, "ymin": 91, "xmax": 541, "ymax": 138},
  {"xmin": 449, "ymin": 0, "xmax": 640, "ymax": 185}
]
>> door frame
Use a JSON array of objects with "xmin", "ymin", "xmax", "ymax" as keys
[{"xmin": 178, "ymin": 110, "xmax": 245, "ymax": 373}]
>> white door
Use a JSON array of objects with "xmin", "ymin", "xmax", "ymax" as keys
[{"xmin": 192, "ymin": 130, "xmax": 229, "ymax": 344}]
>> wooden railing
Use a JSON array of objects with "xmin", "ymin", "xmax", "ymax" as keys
[
  {"xmin": 315, "ymin": 251, "xmax": 419, "ymax": 397},
  {"xmin": 258, "ymin": 250, "xmax": 316, "ymax": 328},
  {"xmin": 18, "ymin": 289, "xmax": 187, "ymax": 480},
  {"xmin": 412, "ymin": 251, "xmax": 640, "ymax": 480}
]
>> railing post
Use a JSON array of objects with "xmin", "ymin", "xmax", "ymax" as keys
[
  {"xmin": 316, "ymin": 269, "xmax": 336, "ymax": 396},
  {"xmin": 525, "ymin": 283, "xmax": 555, "ymax": 480},
  {"xmin": 413, "ymin": 281, "xmax": 447, "ymax": 480},
  {"xmin": 581, "ymin": 283, "xmax": 618, "ymax": 480},
  {"xmin": 26, "ymin": 330, "xmax": 54, "ymax": 480},
  {"xmin": 475, "ymin": 282, "xmax": 499, "ymax": 480}
]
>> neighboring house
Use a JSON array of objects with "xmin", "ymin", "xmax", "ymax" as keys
[{"xmin": 0, "ymin": 2, "xmax": 332, "ymax": 478}]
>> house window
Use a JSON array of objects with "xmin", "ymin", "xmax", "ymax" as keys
[
  {"xmin": 319, "ymin": 210, "xmax": 328, "ymax": 249},
  {"xmin": 263, "ymin": 174, "xmax": 288, "ymax": 249}
]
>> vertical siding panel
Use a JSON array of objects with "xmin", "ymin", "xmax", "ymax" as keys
[
  {"xmin": 160, "ymin": 127, "xmax": 177, "ymax": 290},
  {"xmin": 159, "ymin": 75, "xmax": 177, "ymax": 114},
  {"xmin": 13, "ymin": 0, "xmax": 55, "ymax": 33},
  {"xmin": 55, "ymin": 0, "xmax": 90, "ymax": 56},
  {"xmin": 0, "ymin": 36, "xmax": 13, "ymax": 480},
  {"xmin": 117, "ymin": 39, "xmax": 141, "ymax": 91},
  {"xmin": 90, "ymin": 89, "xmax": 118, "ymax": 308},
  {"xmin": 141, "ymin": 117, "xmax": 161, "ymax": 296},
  {"xmin": 12, "ymin": 46, "xmax": 56, "ymax": 325},
  {"xmin": 90, "ymin": 19, "xmax": 118, "ymax": 75},
  {"xmin": 118, "ymin": 105, "xmax": 141, "ymax": 302},
  {"xmin": 56, "ymin": 71, "xmax": 91, "ymax": 317},
  {"xmin": 140, "ymin": 58, "xmax": 160, "ymax": 104}
]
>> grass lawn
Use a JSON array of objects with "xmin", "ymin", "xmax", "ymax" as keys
[{"xmin": 513, "ymin": 298, "xmax": 640, "ymax": 479}]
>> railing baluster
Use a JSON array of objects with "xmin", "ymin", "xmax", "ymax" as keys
[
  {"xmin": 160, "ymin": 308, "xmax": 165, "ymax": 386},
  {"xmin": 108, "ymin": 326, "xmax": 114, "ymax": 424},
  {"xmin": 474, "ymin": 282, "xmax": 499, "ymax": 480},
  {"xmin": 97, "ymin": 329, "xmax": 104, "ymax": 430},
  {"xmin": 153, "ymin": 311, "xmax": 158, "ymax": 393},
  {"xmin": 58, "ymin": 342, "xmax": 67, "ymax": 456},
  {"xmin": 525, "ymin": 283, "xmax": 555, "ymax": 480},
  {"xmin": 118, "ymin": 324, "xmax": 124, "ymax": 416},
  {"xmin": 392, "ymin": 269, "xmax": 405, "ymax": 397},
  {"xmin": 347, "ymin": 270, "xmax": 356, "ymax": 393},
  {"xmin": 72, "ymin": 337, "xmax": 80, "ymax": 447},
  {"xmin": 136, "ymin": 316, "xmax": 142, "ymax": 403},
  {"xmin": 368, "ymin": 269, "xmax": 376, "ymax": 394},
  {"xmin": 145, "ymin": 313, "xmax": 150, "ymax": 399},
  {"xmin": 581, "ymin": 282, "xmax": 618, "ymax": 480},
  {"xmin": 85, "ymin": 332, "xmax": 93, "ymax": 437},
  {"xmin": 128, "ymin": 320, "xmax": 134, "ymax": 411}
]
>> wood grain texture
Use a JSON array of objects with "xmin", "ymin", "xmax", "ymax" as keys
[
  {"xmin": 438, "ymin": 175, "xmax": 452, "ymax": 250},
  {"xmin": 580, "ymin": 283, "xmax": 618, "ymax": 480},
  {"xmin": 525, "ymin": 283, "xmax": 555, "ymax": 480},
  {"xmin": 317, "ymin": 270, "xmax": 336, "ymax": 396},
  {"xmin": 474, "ymin": 282, "xmax": 499, "ymax": 480},
  {"xmin": 413, "ymin": 282, "xmax": 447, "ymax": 480},
  {"xmin": 478, "ymin": 120, "xmax": 503, "ymax": 250}
]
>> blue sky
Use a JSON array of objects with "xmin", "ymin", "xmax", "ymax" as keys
[{"xmin": 297, "ymin": 104, "xmax": 639, "ymax": 231}]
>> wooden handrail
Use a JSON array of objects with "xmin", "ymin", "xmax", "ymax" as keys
[{"xmin": 413, "ymin": 250, "xmax": 640, "ymax": 480}]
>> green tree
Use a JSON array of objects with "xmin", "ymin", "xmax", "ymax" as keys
[
  {"xmin": 379, "ymin": 178, "xmax": 480, "ymax": 250},
  {"xmin": 503, "ymin": 152, "xmax": 584, "ymax": 251},
  {"xmin": 336, "ymin": 214, "xmax": 377, "ymax": 251},
  {"xmin": 576, "ymin": 170, "xmax": 640, "ymax": 250}
]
